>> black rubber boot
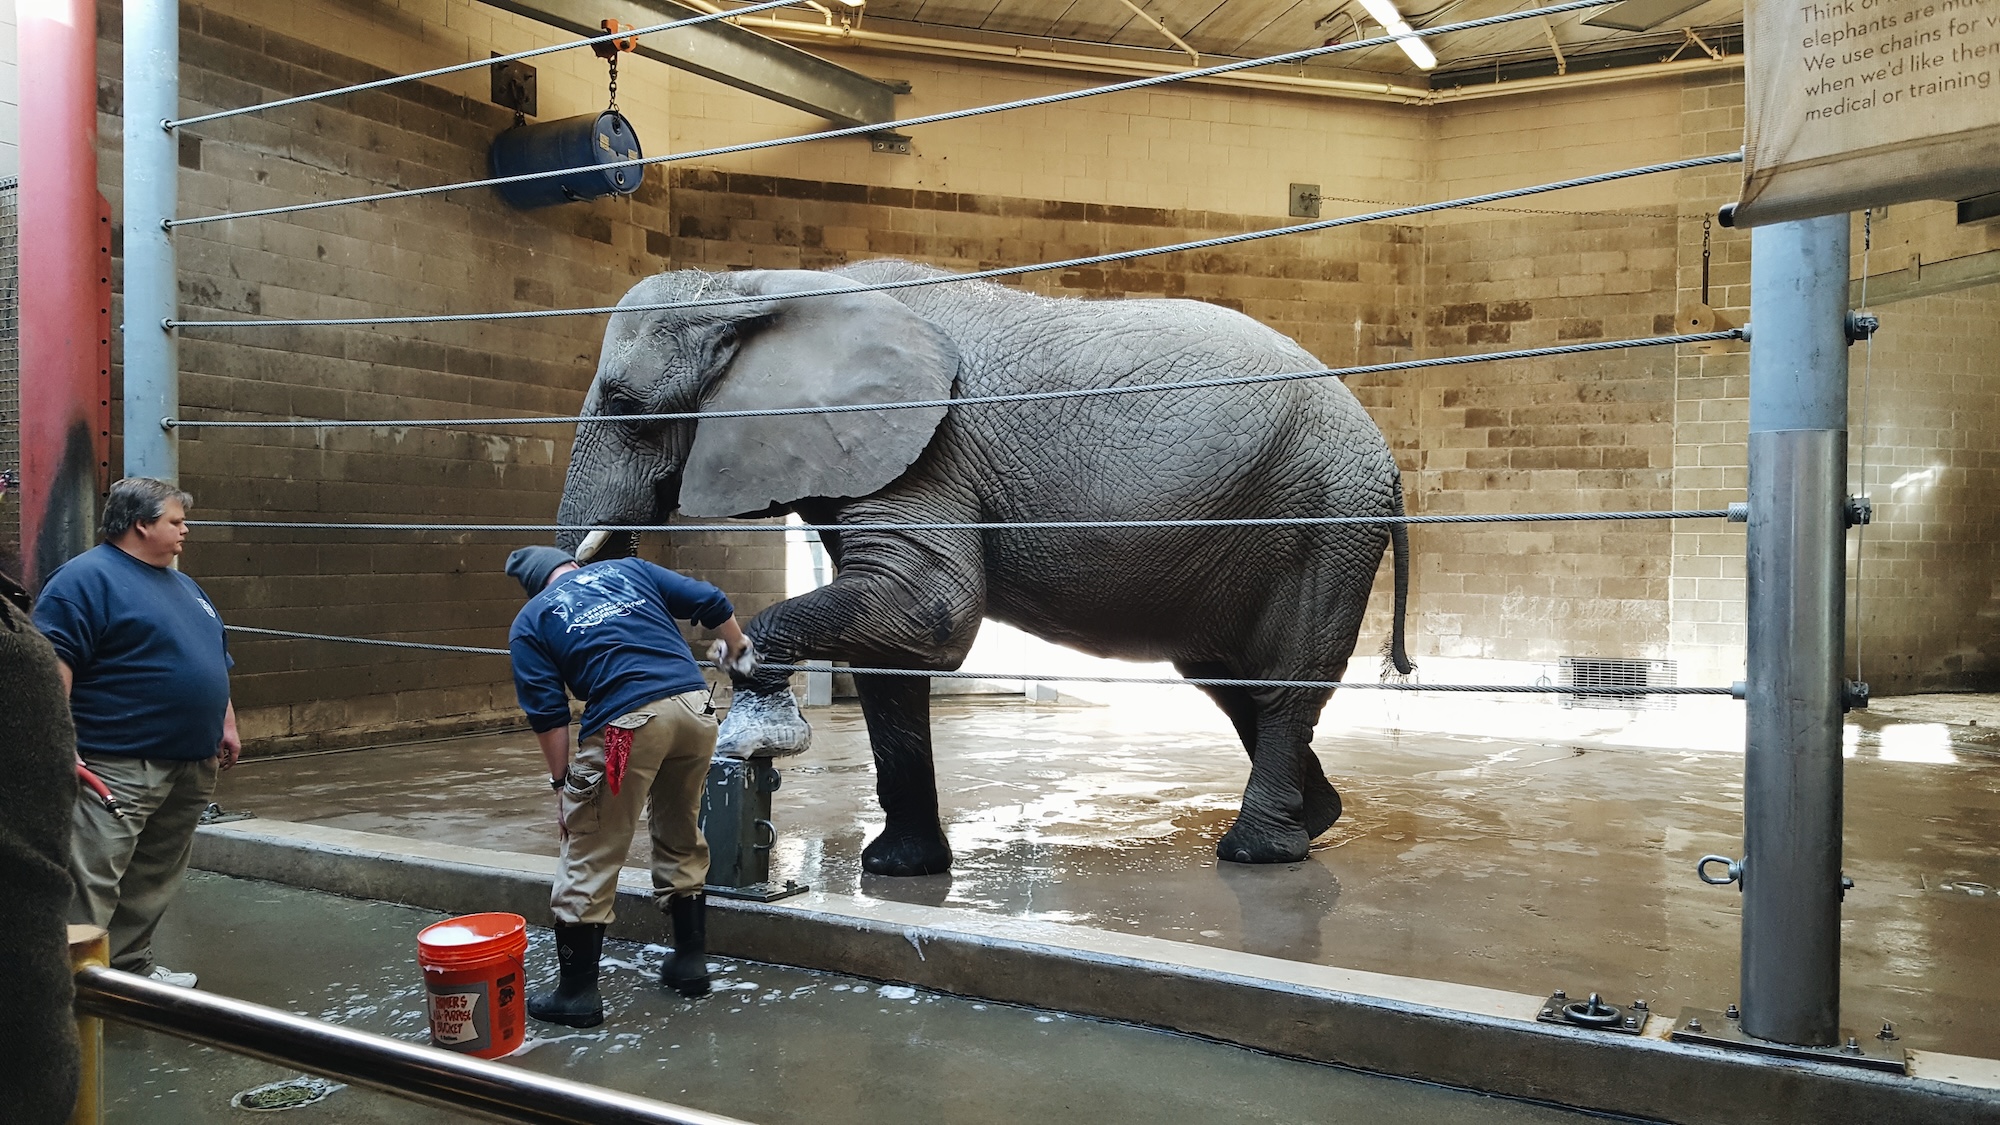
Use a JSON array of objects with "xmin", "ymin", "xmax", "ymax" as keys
[
  {"xmin": 661, "ymin": 893, "xmax": 711, "ymax": 999},
  {"xmin": 528, "ymin": 923, "xmax": 605, "ymax": 1028}
]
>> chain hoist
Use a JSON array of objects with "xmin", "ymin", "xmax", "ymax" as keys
[{"xmin": 593, "ymin": 19, "xmax": 637, "ymax": 111}]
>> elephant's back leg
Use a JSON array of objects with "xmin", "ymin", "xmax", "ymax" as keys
[{"xmin": 1203, "ymin": 514, "xmax": 1393, "ymax": 861}]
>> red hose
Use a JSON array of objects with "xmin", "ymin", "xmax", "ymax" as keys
[{"xmin": 76, "ymin": 763, "xmax": 126, "ymax": 819}]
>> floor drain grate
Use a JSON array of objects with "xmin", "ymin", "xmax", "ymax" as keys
[{"xmin": 230, "ymin": 1076, "xmax": 343, "ymax": 1112}]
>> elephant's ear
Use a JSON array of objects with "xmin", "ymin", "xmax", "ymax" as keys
[{"xmin": 679, "ymin": 272, "xmax": 958, "ymax": 518}]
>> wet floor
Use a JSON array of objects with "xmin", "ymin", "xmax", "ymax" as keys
[
  {"xmin": 213, "ymin": 686, "xmax": 2000, "ymax": 1058},
  {"xmin": 116, "ymin": 872, "xmax": 1621, "ymax": 1124}
]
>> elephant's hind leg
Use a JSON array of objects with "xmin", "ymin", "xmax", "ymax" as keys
[
  {"xmin": 1182, "ymin": 662, "xmax": 1343, "ymax": 854},
  {"xmin": 855, "ymin": 674, "xmax": 952, "ymax": 877},
  {"xmin": 1177, "ymin": 660, "xmax": 1258, "ymax": 755},
  {"xmin": 1299, "ymin": 749, "xmax": 1343, "ymax": 839},
  {"xmin": 1216, "ymin": 691, "xmax": 1336, "ymax": 865}
]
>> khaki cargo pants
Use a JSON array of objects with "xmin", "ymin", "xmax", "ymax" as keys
[
  {"xmin": 552, "ymin": 690, "xmax": 717, "ymax": 925},
  {"xmin": 69, "ymin": 753, "xmax": 220, "ymax": 974}
]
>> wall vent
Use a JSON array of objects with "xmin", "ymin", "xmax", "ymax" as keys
[{"xmin": 1559, "ymin": 657, "xmax": 1677, "ymax": 710}]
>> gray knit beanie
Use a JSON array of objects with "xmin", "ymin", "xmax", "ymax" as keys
[{"xmin": 505, "ymin": 546, "xmax": 575, "ymax": 597}]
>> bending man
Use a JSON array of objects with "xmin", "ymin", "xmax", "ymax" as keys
[
  {"xmin": 34, "ymin": 477, "xmax": 240, "ymax": 989},
  {"xmin": 505, "ymin": 545, "xmax": 753, "ymax": 1028}
]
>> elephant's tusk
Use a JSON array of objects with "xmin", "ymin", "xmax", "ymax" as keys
[{"xmin": 575, "ymin": 528, "xmax": 611, "ymax": 562}]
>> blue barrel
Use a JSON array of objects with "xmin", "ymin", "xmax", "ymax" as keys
[{"xmin": 488, "ymin": 110, "xmax": 644, "ymax": 210}]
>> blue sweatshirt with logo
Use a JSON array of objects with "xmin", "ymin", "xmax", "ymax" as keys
[
  {"xmin": 507, "ymin": 558, "xmax": 734, "ymax": 740},
  {"xmin": 32, "ymin": 544, "xmax": 234, "ymax": 761}
]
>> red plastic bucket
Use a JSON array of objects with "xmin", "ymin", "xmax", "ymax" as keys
[{"xmin": 416, "ymin": 913, "xmax": 528, "ymax": 1059}]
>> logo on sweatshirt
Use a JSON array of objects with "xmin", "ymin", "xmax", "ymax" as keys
[{"xmin": 546, "ymin": 567, "xmax": 648, "ymax": 633}]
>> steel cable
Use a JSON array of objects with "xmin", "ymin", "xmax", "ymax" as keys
[
  {"xmin": 191, "ymin": 510, "xmax": 1735, "ymax": 534},
  {"xmin": 169, "ymin": 155, "xmax": 1741, "ymax": 330},
  {"xmin": 166, "ymin": 0, "xmax": 810, "ymax": 130},
  {"xmin": 221, "ymin": 626, "xmax": 1733, "ymax": 695},
  {"xmin": 166, "ymin": 329, "xmax": 1741, "ymax": 431},
  {"xmin": 164, "ymin": 0, "xmax": 1627, "ymax": 231}
]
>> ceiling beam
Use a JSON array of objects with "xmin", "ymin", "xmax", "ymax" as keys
[{"xmin": 483, "ymin": 0, "xmax": 901, "ymax": 125}]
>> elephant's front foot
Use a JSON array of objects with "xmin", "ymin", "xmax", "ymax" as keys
[
  {"xmin": 863, "ymin": 824, "xmax": 953, "ymax": 876},
  {"xmin": 1216, "ymin": 817, "xmax": 1311, "ymax": 865},
  {"xmin": 716, "ymin": 688, "xmax": 812, "ymax": 759},
  {"xmin": 1303, "ymin": 774, "xmax": 1343, "ymax": 839}
]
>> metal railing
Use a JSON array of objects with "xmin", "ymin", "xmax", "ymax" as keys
[{"xmin": 73, "ymin": 964, "xmax": 755, "ymax": 1125}]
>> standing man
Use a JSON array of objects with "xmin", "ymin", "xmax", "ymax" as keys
[
  {"xmin": 505, "ymin": 545, "xmax": 755, "ymax": 1028},
  {"xmin": 33, "ymin": 477, "xmax": 240, "ymax": 988}
]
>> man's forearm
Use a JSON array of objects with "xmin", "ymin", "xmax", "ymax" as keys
[
  {"xmin": 536, "ymin": 726, "xmax": 572, "ymax": 782},
  {"xmin": 219, "ymin": 699, "xmax": 242, "ymax": 768}
]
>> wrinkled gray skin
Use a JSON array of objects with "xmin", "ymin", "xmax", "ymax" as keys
[{"xmin": 557, "ymin": 261, "xmax": 1412, "ymax": 875}]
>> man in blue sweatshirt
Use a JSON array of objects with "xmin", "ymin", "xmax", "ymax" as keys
[
  {"xmin": 33, "ymin": 477, "xmax": 239, "ymax": 990},
  {"xmin": 505, "ymin": 545, "xmax": 754, "ymax": 1028}
]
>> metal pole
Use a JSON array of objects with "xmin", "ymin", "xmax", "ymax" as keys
[
  {"xmin": 18, "ymin": 0, "xmax": 106, "ymax": 590},
  {"xmin": 67, "ymin": 927, "xmax": 108, "ymax": 1125},
  {"xmin": 124, "ymin": 0, "xmax": 180, "ymax": 481},
  {"xmin": 1741, "ymin": 212, "xmax": 1851, "ymax": 1047},
  {"xmin": 74, "ymin": 966, "xmax": 755, "ymax": 1125}
]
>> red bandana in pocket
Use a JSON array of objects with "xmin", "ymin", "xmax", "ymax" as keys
[{"xmin": 604, "ymin": 726, "xmax": 634, "ymax": 796}]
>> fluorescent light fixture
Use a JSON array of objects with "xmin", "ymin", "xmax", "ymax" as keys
[
  {"xmin": 1583, "ymin": 0, "xmax": 1708, "ymax": 32},
  {"xmin": 1357, "ymin": 0, "xmax": 1438, "ymax": 70}
]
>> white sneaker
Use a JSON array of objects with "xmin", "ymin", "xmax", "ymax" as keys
[{"xmin": 146, "ymin": 965, "xmax": 198, "ymax": 988}]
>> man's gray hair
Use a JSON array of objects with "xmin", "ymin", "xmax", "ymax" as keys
[{"xmin": 101, "ymin": 477, "xmax": 194, "ymax": 541}]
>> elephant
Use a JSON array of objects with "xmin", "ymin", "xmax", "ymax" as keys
[{"xmin": 554, "ymin": 259, "xmax": 1413, "ymax": 876}]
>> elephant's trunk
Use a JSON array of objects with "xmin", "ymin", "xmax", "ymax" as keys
[{"xmin": 555, "ymin": 423, "xmax": 665, "ymax": 558}]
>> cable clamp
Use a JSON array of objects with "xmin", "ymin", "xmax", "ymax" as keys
[
  {"xmin": 159, "ymin": 417, "xmax": 176, "ymax": 432},
  {"xmin": 1727, "ymin": 502, "xmax": 1749, "ymax": 523},
  {"xmin": 1844, "ymin": 680, "xmax": 1871, "ymax": 712},
  {"xmin": 1845, "ymin": 495, "xmax": 1872, "ymax": 527},
  {"xmin": 1738, "ymin": 321, "xmax": 1752, "ymax": 343},
  {"xmin": 1729, "ymin": 680, "xmax": 1747, "ymax": 699},
  {"xmin": 1845, "ymin": 310, "xmax": 1880, "ymax": 344}
]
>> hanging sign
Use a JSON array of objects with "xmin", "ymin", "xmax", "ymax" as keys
[{"xmin": 1730, "ymin": 0, "xmax": 2000, "ymax": 226}]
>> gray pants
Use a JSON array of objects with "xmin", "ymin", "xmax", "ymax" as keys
[{"xmin": 69, "ymin": 753, "xmax": 218, "ymax": 973}]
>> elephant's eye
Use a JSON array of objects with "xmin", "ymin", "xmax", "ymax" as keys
[{"xmin": 602, "ymin": 387, "xmax": 643, "ymax": 416}]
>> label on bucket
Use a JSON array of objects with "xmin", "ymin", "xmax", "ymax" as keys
[{"xmin": 428, "ymin": 981, "xmax": 491, "ymax": 1052}]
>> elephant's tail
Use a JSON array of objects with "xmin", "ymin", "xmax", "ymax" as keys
[{"xmin": 1388, "ymin": 492, "xmax": 1416, "ymax": 676}]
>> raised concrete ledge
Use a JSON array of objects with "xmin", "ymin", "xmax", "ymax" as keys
[{"xmin": 193, "ymin": 820, "xmax": 2000, "ymax": 1125}]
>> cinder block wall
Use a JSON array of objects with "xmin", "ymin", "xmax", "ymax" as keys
[
  {"xmin": 84, "ymin": 0, "xmax": 2000, "ymax": 752},
  {"xmin": 1665, "ymin": 74, "xmax": 2000, "ymax": 692},
  {"xmin": 1402, "ymin": 209, "xmax": 1680, "ymax": 663},
  {"xmin": 1849, "ymin": 282, "xmax": 2000, "ymax": 692},
  {"xmin": 96, "ymin": 1, "xmax": 780, "ymax": 752}
]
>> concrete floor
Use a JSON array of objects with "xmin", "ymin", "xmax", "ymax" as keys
[
  {"xmin": 213, "ymin": 685, "xmax": 2000, "ymax": 1058},
  {"xmin": 115, "ymin": 872, "xmax": 1617, "ymax": 1124}
]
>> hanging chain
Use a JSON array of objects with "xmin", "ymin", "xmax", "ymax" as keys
[
  {"xmin": 593, "ymin": 19, "xmax": 633, "ymax": 112},
  {"xmin": 1700, "ymin": 214, "xmax": 1712, "ymax": 305}
]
